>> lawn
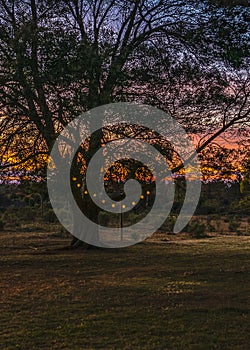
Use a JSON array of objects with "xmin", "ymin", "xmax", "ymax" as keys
[{"xmin": 0, "ymin": 232, "xmax": 249, "ymax": 350}]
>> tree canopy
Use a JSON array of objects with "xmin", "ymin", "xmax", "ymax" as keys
[{"xmin": 0, "ymin": 0, "xmax": 249, "ymax": 171}]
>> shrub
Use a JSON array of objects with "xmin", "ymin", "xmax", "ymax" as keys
[
  {"xmin": 2, "ymin": 206, "xmax": 19, "ymax": 225},
  {"xmin": 162, "ymin": 215, "xmax": 177, "ymax": 233},
  {"xmin": 0, "ymin": 219, "xmax": 5, "ymax": 231},
  {"xmin": 44, "ymin": 209, "xmax": 58, "ymax": 223},
  {"xmin": 228, "ymin": 219, "xmax": 240, "ymax": 232},
  {"xmin": 99, "ymin": 211, "xmax": 110, "ymax": 226},
  {"xmin": 126, "ymin": 212, "xmax": 137, "ymax": 225},
  {"xmin": 207, "ymin": 224, "xmax": 216, "ymax": 232},
  {"xmin": 126, "ymin": 212, "xmax": 146, "ymax": 226},
  {"xmin": 186, "ymin": 220, "xmax": 207, "ymax": 238},
  {"xmin": 19, "ymin": 206, "xmax": 39, "ymax": 221}
]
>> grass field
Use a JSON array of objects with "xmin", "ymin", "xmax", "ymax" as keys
[{"xmin": 0, "ymin": 232, "xmax": 249, "ymax": 350}]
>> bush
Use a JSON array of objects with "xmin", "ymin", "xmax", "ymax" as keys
[
  {"xmin": 99, "ymin": 211, "xmax": 110, "ymax": 226},
  {"xmin": 2, "ymin": 206, "xmax": 19, "ymax": 225},
  {"xmin": 161, "ymin": 215, "xmax": 177, "ymax": 233},
  {"xmin": 207, "ymin": 223, "xmax": 216, "ymax": 232},
  {"xmin": 186, "ymin": 220, "xmax": 207, "ymax": 238},
  {"xmin": 19, "ymin": 206, "xmax": 39, "ymax": 221},
  {"xmin": 199, "ymin": 199, "xmax": 220, "ymax": 215},
  {"xmin": 0, "ymin": 219, "xmax": 5, "ymax": 231},
  {"xmin": 44, "ymin": 209, "xmax": 58, "ymax": 223},
  {"xmin": 126, "ymin": 212, "xmax": 146, "ymax": 226},
  {"xmin": 228, "ymin": 219, "xmax": 240, "ymax": 232}
]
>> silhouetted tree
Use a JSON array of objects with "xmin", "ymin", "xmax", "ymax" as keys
[{"xmin": 0, "ymin": 0, "xmax": 249, "ymax": 245}]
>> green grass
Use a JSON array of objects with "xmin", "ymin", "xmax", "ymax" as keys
[{"xmin": 0, "ymin": 233, "xmax": 249, "ymax": 349}]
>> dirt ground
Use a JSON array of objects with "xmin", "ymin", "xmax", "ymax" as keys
[{"xmin": 0, "ymin": 231, "xmax": 249, "ymax": 349}]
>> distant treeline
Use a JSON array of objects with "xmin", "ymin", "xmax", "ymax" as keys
[{"xmin": 0, "ymin": 180, "xmax": 245, "ymax": 217}]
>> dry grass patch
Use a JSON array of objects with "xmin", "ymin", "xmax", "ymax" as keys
[{"xmin": 0, "ymin": 232, "xmax": 249, "ymax": 349}]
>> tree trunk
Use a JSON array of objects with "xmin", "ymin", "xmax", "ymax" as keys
[{"xmin": 69, "ymin": 128, "xmax": 103, "ymax": 249}]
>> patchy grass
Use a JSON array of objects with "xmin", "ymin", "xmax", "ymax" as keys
[{"xmin": 0, "ymin": 232, "xmax": 249, "ymax": 350}]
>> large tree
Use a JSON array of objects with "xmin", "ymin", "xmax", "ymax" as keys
[{"xmin": 0, "ymin": 0, "xmax": 249, "ymax": 245}]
